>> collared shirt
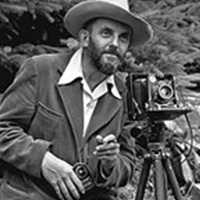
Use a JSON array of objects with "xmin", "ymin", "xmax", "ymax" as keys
[{"xmin": 58, "ymin": 48, "xmax": 121, "ymax": 136}]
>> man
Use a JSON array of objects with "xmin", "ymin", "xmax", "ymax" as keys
[{"xmin": 0, "ymin": 0, "xmax": 153, "ymax": 199}]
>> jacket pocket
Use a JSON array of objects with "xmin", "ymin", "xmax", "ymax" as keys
[
  {"xmin": 0, "ymin": 170, "xmax": 30, "ymax": 199},
  {"xmin": 28, "ymin": 102, "xmax": 62, "ymax": 141}
]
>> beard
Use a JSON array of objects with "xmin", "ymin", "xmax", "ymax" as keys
[{"xmin": 86, "ymin": 38, "xmax": 125, "ymax": 76}]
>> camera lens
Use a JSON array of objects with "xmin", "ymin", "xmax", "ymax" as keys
[
  {"xmin": 75, "ymin": 165, "xmax": 88, "ymax": 180},
  {"xmin": 158, "ymin": 82, "xmax": 173, "ymax": 101}
]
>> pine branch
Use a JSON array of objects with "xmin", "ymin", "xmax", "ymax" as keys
[
  {"xmin": 0, "ymin": 11, "xmax": 9, "ymax": 23},
  {"xmin": 0, "ymin": 2, "xmax": 27, "ymax": 16}
]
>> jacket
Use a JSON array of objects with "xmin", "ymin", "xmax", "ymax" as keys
[{"xmin": 0, "ymin": 49, "xmax": 134, "ymax": 200}]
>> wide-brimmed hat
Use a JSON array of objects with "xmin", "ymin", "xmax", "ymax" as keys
[{"xmin": 64, "ymin": 0, "xmax": 153, "ymax": 46}]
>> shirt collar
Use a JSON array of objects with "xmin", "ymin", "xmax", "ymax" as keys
[
  {"xmin": 106, "ymin": 76, "xmax": 121, "ymax": 99},
  {"xmin": 58, "ymin": 48, "xmax": 83, "ymax": 85},
  {"xmin": 58, "ymin": 48, "xmax": 121, "ymax": 99}
]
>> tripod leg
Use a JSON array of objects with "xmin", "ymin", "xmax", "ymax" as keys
[
  {"xmin": 163, "ymin": 158, "xmax": 183, "ymax": 200},
  {"xmin": 154, "ymin": 156, "xmax": 166, "ymax": 200},
  {"xmin": 135, "ymin": 157, "xmax": 152, "ymax": 200}
]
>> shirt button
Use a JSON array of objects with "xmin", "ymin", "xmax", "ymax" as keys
[{"xmin": 87, "ymin": 102, "xmax": 94, "ymax": 108}]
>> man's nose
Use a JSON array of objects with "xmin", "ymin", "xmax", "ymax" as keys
[
  {"xmin": 108, "ymin": 44, "xmax": 118, "ymax": 53},
  {"xmin": 111, "ymin": 35, "xmax": 119, "ymax": 47}
]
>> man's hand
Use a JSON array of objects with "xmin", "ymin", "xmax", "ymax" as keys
[
  {"xmin": 41, "ymin": 151, "xmax": 85, "ymax": 200},
  {"xmin": 94, "ymin": 134, "xmax": 120, "ymax": 176}
]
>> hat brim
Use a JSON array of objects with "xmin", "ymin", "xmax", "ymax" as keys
[{"xmin": 64, "ymin": 1, "xmax": 153, "ymax": 46}]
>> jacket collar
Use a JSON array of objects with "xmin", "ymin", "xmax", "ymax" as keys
[
  {"xmin": 56, "ymin": 49, "xmax": 127, "ymax": 143},
  {"xmin": 58, "ymin": 48, "xmax": 121, "ymax": 99},
  {"xmin": 56, "ymin": 48, "xmax": 127, "ymax": 94}
]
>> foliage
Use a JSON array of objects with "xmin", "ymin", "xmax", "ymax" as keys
[
  {"xmin": 0, "ymin": 0, "xmax": 73, "ymax": 46},
  {"xmin": 129, "ymin": 0, "xmax": 200, "ymax": 83},
  {"xmin": 1, "ymin": 0, "xmax": 199, "ymax": 89}
]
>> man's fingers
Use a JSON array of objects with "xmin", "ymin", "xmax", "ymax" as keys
[
  {"xmin": 96, "ymin": 143, "xmax": 120, "ymax": 152},
  {"xmin": 94, "ymin": 143, "xmax": 120, "ymax": 160},
  {"xmin": 64, "ymin": 178, "xmax": 81, "ymax": 200},
  {"xmin": 71, "ymin": 172, "xmax": 85, "ymax": 195},
  {"xmin": 53, "ymin": 173, "xmax": 85, "ymax": 200},
  {"xmin": 60, "ymin": 181, "xmax": 73, "ymax": 200},
  {"xmin": 57, "ymin": 180, "xmax": 73, "ymax": 200},
  {"xmin": 54, "ymin": 184, "xmax": 65, "ymax": 200},
  {"xmin": 96, "ymin": 152, "xmax": 119, "ymax": 160},
  {"xmin": 96, "ymin": 135, "xmax": 104, "ymax": 144},
  {"xmin": 41, "ymin": 152, "xmax": 86, "ymax": 200},
  {"xmin": 95, "ymin": 142, "xmax": 120, "ymax": 152},
  {"xmin": 95, "ymin": 148, "xmax": 120, "ymax": 157},
  {"xmin": 94, "ymin": 136, "xmax": 120, "ymax": 157},
  {"xmin": 96, "ymin": 134, "xmax": 117, "ymax": 145},
  {"xmin": 102, "ymin": 134, "xmax": 117, "ymax": 143}
]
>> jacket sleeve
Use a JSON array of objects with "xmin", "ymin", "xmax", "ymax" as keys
[{"xmin": 0, "ymin": 58, "xmax": 52, "ymax": 178}]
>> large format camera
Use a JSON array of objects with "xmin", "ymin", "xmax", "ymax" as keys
[{"xmin": 126, "ymin": 73, "xmax": 191, "ymax": 121}]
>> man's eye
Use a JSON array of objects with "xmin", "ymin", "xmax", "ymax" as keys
[
  {"xmin": 102, "ymin": 30, "xmax": 111, "ymax": 37},
  {"xmin": 120, "ymin": 35, "xmax": 130, "ymax": 43}
]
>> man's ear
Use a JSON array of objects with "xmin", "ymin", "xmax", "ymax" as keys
[{"xmin": 78, "ymin": 29, "xmax": 90, "ymax": 47}]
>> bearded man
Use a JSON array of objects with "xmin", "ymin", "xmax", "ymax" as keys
[{"xmin": 0, "ymin": 0, "xmax": 153, "ymax": 200}]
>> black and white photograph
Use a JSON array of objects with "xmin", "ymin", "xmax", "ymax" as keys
[{"xmin": 0, "ymin": 0, "xmax": 200, "ymax": 200}]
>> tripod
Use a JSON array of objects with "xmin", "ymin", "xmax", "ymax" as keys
[{"xmin": 134, "ymin": 121, "xmax": 184, "ymax": 200}]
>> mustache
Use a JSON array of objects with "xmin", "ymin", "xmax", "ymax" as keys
[{"xmin": 102, "ymin": 46, "xmax": 121, "ymax": 58}]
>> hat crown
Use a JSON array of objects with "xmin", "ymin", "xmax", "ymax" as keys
[
  {"xmin": 64, "ymin": 0, "xmax": 153, "ymax": 46},
  {"xmin": 91, "ymin": 0, "xmax": 129, "ymax": 11}
]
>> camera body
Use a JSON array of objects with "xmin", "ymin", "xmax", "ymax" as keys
[
  {"xmin": 73, "ymin": 162, "xmax": 95, "ymax": 191},
  {"xmin": 126, "ymin": 73, "xmax": 191, "ymax": 121}
]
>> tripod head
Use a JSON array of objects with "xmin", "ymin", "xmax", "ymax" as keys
[{"xmin": 130, "ymin": 120, "xmax": 174, "ymax": 157}]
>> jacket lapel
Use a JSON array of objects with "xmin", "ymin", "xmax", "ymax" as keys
[
  {"xmin": 55, "ymin": 49, "xmax": 84, "ymax": 148},
  {"xmin": 85, "ymin": 75, "xmax": 126, "ymax": 140},
  {"xmin": 85, "ymin": 92, "xmax": 122, "ymax": 141},
  {"xmin": 57, "ymin": 81, "xmax": 84, "ymax": 147}
]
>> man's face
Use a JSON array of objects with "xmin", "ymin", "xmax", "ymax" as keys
[{"xmin": 85, "ymin": 18, "xmax": 131, "ymax": 76}]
